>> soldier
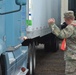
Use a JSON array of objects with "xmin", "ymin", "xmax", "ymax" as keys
[
  {"xmin": 61, "ymin": 11, "xmax": 75, "ymax": 29},
  {"xmin": 48, "ymin": 11, "xmax": 76, "ymax": 75}
]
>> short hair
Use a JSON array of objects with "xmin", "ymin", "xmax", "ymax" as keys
[{"xmin": 64, "ymin": 11, "xmax": 75, "ymax": 19}]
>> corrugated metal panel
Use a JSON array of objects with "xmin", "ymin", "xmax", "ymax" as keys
[{"xmin": 26, "ymin": 0, "xmax": 61, "ymax": 38}]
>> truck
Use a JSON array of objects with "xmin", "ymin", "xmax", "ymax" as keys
[
  {"xmin": 0, "ymin": 0, "xmax": 76, "ymax": 75},
  {"xmin": 0, "ymin": 1, "xmax": 60, "ymax": 75},
  {"xmin": 0, "ymin": 0, "xmax": 28, "ymax": 75}
]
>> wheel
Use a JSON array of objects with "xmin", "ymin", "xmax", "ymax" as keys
[
  {"xmin": 28, "ymin": 42, "xmax": 36, "ymax": 75},
  {"xmin": 44, "ymin": 34, "xmax": 59, "ymax": 52},
  {"xmin": 0, "ymin": 64, "xmax": 2, "ymax": 75},
  {"xmin": 32, "ymin": 42, "xmax": 36, "ymax": 71},
  {"xmin": 28, "ymin": 44, "xmax": 33, "ymax": 75}
]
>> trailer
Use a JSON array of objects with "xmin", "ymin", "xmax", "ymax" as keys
[
  {"xmin": 0, "ymin": 0, "xmax": 28, "ymax": 75},
  {"xmin": 25, "ymin": 0, "xmax": 75, "ymax": 74},
  {"xmin": 22, "ymin": 0, "xmax": 73, "ymax": 75},
  {"xmin": 22, "ymin": 0, "xmax": 61, "ymax": 75}
]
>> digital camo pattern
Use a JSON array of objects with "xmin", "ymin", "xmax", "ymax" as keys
[
  {"xmin": 49, "ymin": 24, "xmax": 74, "ymax": 39},
  {"xmin": 65, "ymin": 60, "xmax": 76, "ymax": 75},
  {"xmin": 49, "ymin": 24, "xmax": 76, "ymax": 75}
]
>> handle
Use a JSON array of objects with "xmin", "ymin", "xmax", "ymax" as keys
[{"xmin": 0, "ymin": 5, "xmax": 21, "ymax": 15}]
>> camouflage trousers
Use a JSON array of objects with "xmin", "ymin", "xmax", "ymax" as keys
[
  {"xmin": 64, "ymin": 51, "xmax": 76, "ymax": 75},
  {"xmin": 65, "ymin": 60, "xmax": 76, "ymax": 75}
]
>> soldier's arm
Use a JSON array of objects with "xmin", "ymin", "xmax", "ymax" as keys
[{"xmin": 49, "ymin": 24, "xmax": 74, "ymax": 39}]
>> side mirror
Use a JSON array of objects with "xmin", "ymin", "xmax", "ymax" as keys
[{"xmin": 16, "ymin": 0, "xmax": 26, "ymax": 5}]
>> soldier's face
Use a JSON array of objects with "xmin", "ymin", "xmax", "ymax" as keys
[{"xmin": 64, "ymin": 18, "xmax": 74, "ymax": 25}]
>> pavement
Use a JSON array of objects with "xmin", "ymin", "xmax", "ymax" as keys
[{"xmin": 35, "ymin": 44, "xmax": 65, "ymax": 75}]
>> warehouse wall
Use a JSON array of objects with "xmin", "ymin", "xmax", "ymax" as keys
[{"xmin": 61, "ymin": 0, "xmax": 68, "ymax": 23}]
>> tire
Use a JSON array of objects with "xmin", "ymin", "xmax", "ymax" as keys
[
  {"xmin": 27, "ymin": 44, "xmax": 33, "ymax": 75},
  {"xmin": 0, "ymin": 64, "xmax": 2, "ymax": 75},
  {"xmin": 28, "ymin": 42, "xmax": 36, "ymax": 75},
  {"xmin": 44, "ymin": 34, "xmax": 59, "ymax": 52},
  {"xmin": 32, "ymin": 42, "xmax": 36, "ymax": 71}
]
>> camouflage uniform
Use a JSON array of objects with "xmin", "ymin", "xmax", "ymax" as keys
[{"xmin": 49, "ymin": 11, "xmax": 76, "ymax": 75}]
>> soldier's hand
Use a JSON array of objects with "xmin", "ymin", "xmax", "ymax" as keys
[
  {"xmin": 71, "ymin": 23, "xmax": 76, "ymax": 26},
  {"xmin": 21, "ymin": 36, "xmax": 28, "ymax": 40},
  {"xmin": 71, "ymin": 21, "xmax": 76, "ymax": 26},
  {"xmin": 48, "ymin": 18, "xmax": 55, "ymax": 25}
]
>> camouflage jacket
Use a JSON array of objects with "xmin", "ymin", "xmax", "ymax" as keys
[{"xmin": 49, "ymin": 23, "xmax": 76, "ymax": 61}]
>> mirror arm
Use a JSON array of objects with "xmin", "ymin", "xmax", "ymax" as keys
[{"xmin": 0, "ymin": 5, "xmax": 21, "ymax": 15}]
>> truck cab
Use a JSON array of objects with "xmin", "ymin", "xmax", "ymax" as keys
[{"xmin": 0, "ymin": 0, "xmax": 28, "ymax": 75}]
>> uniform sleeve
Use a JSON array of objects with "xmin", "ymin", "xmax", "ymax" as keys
[{"xmin": 49, "ymin": 24, "xmax": 74, "ymax": 39}]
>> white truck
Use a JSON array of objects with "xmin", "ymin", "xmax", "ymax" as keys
[
  {"xmin": 24, "ymin": 0, "xmax": 76, "ymax": 74},
  {"xmin": 22, "ymin": 0, "xmax": 69, "ymax": 75}
]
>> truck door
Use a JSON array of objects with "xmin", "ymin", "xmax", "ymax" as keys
[
  {"xmin": 0, "ymin": 0, "xmax": 6, "ymax": 75},
  {"xmin": 0, "ymin": 0, "xmax": 28, "ymax": 75}
]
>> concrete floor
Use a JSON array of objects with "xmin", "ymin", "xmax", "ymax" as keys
[{"xmin": 35, "ymin": 44, "xmax": 65, "ymax": 75}]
